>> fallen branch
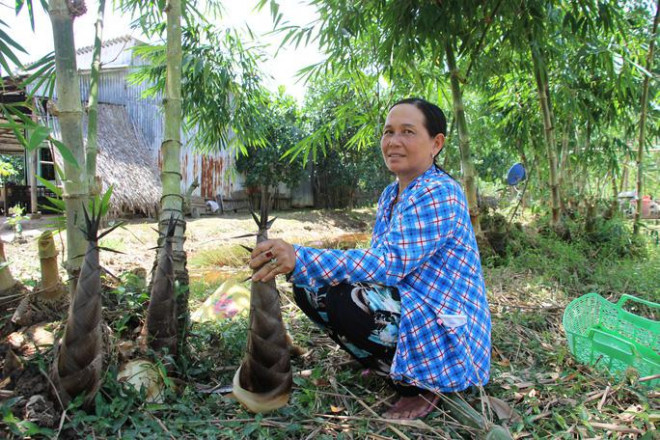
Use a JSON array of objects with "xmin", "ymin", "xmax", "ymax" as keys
[
  {"xmin": 639, "ymin": 373, "xmax": 660, "ymax": 383},
  {"xmin": 597, "ymin": 386, "xmax": 610, "ymax": 410},
  {"xmin": 589, "ymin": 422, "xmax": 643, "ymax": 434}
]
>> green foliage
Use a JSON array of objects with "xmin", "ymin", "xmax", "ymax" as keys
[
  {"xmin": 510, "ymin": 231, "xmax": 592, "ymax": 292},
  {"xmin": 104, "ymin": 271, "xmax": 150, "ymax": 337},
  {"xmin": 312, "ymin": 146, "xmax": 390, "ymax": 209},
  {"xmin": 485, "ymin": 212, "xmax": 658, "ymax": 298},
  {"xmin": 296, "ymin": 76, "xmax": 394, "ymax": 209},
  {"xmin": 0, "ymin": 155, "xmax": 21, "ymax": 183},
  {"xmin": 0, "ymin": 18, "xmax": 27, "ymax": 78},
  {"xmin": 584, "ymin": 216, "xmax": 648, "ymax": 259},
  {"xmin": 591, "ymin": 245, "xmax": 660, "ymax": 298},
  {"xmin": 235, "ymin": 90, "xmax": 306, "ymax": 190},
  {"xmin": 130, "ymin": 24, "xmax": 270, "ymax": 154},
  {"xmin": 6, "ymin": 205, "xmax": 29, "ymax": 236}
]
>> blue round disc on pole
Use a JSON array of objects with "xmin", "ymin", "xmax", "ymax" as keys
[{"xmin": 506, "ymin": 163, "xmax": 526, "ymax": 185}]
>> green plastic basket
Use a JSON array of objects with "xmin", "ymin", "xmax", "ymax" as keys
[{"xmin": 563, "ymin": 293, "xmax": 659, "ymax": 388}]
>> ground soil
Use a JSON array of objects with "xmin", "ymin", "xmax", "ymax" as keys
[
  {"xmin": 0, "ymin": 208, "xmax": 376, "ymax": 283},
  {"xmin": 0, "ymin": 208, "xmax": 377, "ymax": 430}
]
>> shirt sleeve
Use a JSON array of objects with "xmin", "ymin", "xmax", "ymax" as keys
[{"xmin": 289, "ymin": 182, "xmax": 459, "ymax": 290}]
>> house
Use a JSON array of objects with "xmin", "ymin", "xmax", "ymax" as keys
[
  {"xmin": 0, "ymin": 76, "xmax": 60, "ymax": 215},
  {"xmin": 1, "ymin": 36, "xmax": 248, "ymax": 217},
  {"xmin": 2, "ymin": 35, "xmax": 316, "ymax": 216}
]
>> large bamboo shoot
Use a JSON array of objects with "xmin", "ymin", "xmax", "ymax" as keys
[
  {"xmin": 144, "ymin": 216, "xmax": 177, "ymax": 355},
  {"xmin": 51, "ymin": 207, "xmax": 107, "ymax": 407},
  {"xmin": 233, "ymin": 193, "xmax": 292, "ymax": 412},
  {"xmin": 38, "ymin": 230, "xmax": 65, "ymax": 300}
]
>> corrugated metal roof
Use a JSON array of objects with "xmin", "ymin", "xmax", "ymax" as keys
[{"xmin": 76, "ymin": 35, "xmax": 147, "ymax": 70}]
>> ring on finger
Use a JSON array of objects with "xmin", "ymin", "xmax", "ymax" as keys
[{"xmin": 265, "ymin": 250, "xmax": 274, "ymax": 259}]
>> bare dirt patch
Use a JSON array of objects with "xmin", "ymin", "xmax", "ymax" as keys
[{"xmin": 1, "ymin": 208, "xmax": 376, "ymax": 282}]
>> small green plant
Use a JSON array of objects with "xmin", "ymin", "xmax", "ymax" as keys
[{"xmin": 6, "ymin": 205, "xmax": 29, "ymax": 238}]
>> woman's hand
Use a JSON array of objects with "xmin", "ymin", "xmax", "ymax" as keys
[{"xmin": 249, "ymin": 239, "xmax": 296, "ymax": 282}]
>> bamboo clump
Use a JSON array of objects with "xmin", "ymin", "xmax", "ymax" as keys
[{"xmin": 232, "ymin": 195, "xmax": 292, "ymax": 413}]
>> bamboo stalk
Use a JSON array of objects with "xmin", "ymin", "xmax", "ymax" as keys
[
  {"xmin": 528, "ymin": 31, "xmax": 561, "ymax": 229},
  {"xmin": 48, "ymin": 0, "xmax": 89, "ymax": 293},
  {"xmin": 634, "ymin": 0, "xmax": 659, "ymax": 234},
  {"xmin": 446, "ymin": 40, "xmax": 481, "ymax": 235},
  {"xmin": 157, "ymin": 0, "xmax": 190, "ymax": 356},
  {"xmin": 86, "ymin": 0, "xmax": 106, "ymax": 197}
]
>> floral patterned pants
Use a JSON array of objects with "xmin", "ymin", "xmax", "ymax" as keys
[{"xmin": 293, "ymin": 282, "xmax": 423, "ymax": 396}]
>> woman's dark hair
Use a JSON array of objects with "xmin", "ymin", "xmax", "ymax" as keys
[
  {"xmin": 390, "ymin": 97, "xmax": 450, "ymax": 174},
  {"xmin": 390, "ymin": 97, "xmax": 447, "ymax": 138}
]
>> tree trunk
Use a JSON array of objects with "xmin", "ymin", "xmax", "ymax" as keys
[
  {"xmin": 48, "ymin": 0, "xmax": 88, "ymax": 293},
  {"xmin": 515, "ymin": 137, "xmax": 529, "ymax": 211},
  {"xmin": 620, "ymin": 161, "xmax": 629, "ymax": 194},
  {"xmin": 558, "ymin": 116, "xmax": 571, "ymax": 212},
  {"xmin": 86, "ymin": 0, "xmax": 106, "ymax": 197},
  {"xmin": 156, "ymin": 0, "xmax": 189, "ymax": 357},
  {"xmin": 445, "ymin": 41, "xmax": 481, "ymax": 235},
  {"xmin": 578, "ymin": 121, "xmax": 591, "ymax": 206},
  {"xmin": 634, "ymin": 0, "xmax": 659, "ymax": 234},
  {"xmin": 529, "ymin": 35, "xmax": 561, "ymax": 228},
  {"xmin": 607, "ymin": 171, "xmax": 619, "ymax": 219}
]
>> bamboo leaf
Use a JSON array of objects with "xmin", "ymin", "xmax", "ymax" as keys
[
  {"xmin": 0, "ymin": 41, "xmax": 24, "ymax": 75},
  {"xmin": 36, "ymin": 175, "xmax": 63, "ymax": 196},
  {"xmin": 43, "ymin": 196, "xmax": 66, "ymax": 213},
  {"xmin": 27, "ymin": 125, "xmax": 51, "ymax": 151},
  {"xmin": 49, "ymin": 139, "xmax": 79, "ymax": 169},
  {"xmin": 0, "ymin": 25, "xmax": 28, "ymax": 52},
  {"xmin": 100, "ymin": 186, "xmax": 114, "ymax": 217}
]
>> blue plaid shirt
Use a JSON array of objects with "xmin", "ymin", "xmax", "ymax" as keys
[{"xmin": 290, "ymin": 166, "xmax": 491, "ymax": 393}]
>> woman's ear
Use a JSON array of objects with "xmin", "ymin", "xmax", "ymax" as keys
[{"xmin": 433, "ymin": 133, "xmax": 445, "ymax": 155}]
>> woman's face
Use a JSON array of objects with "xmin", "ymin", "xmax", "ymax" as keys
[{"xmin": 381, "ymin": 104, "xmax": 444, "ymax": 186}]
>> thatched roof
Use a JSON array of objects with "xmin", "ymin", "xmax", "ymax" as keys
[{"xmin": 84, "ymin": 103, "xmax": 161, "ymax": 217}]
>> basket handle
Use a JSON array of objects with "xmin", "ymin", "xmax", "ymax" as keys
[
  {"xmin": 617, "ymin": 294, "xmax": 660, "ymax": 310},
  {"xmin": 590, "ymin": 329, "xmax": 636, "ymax": 363}
]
